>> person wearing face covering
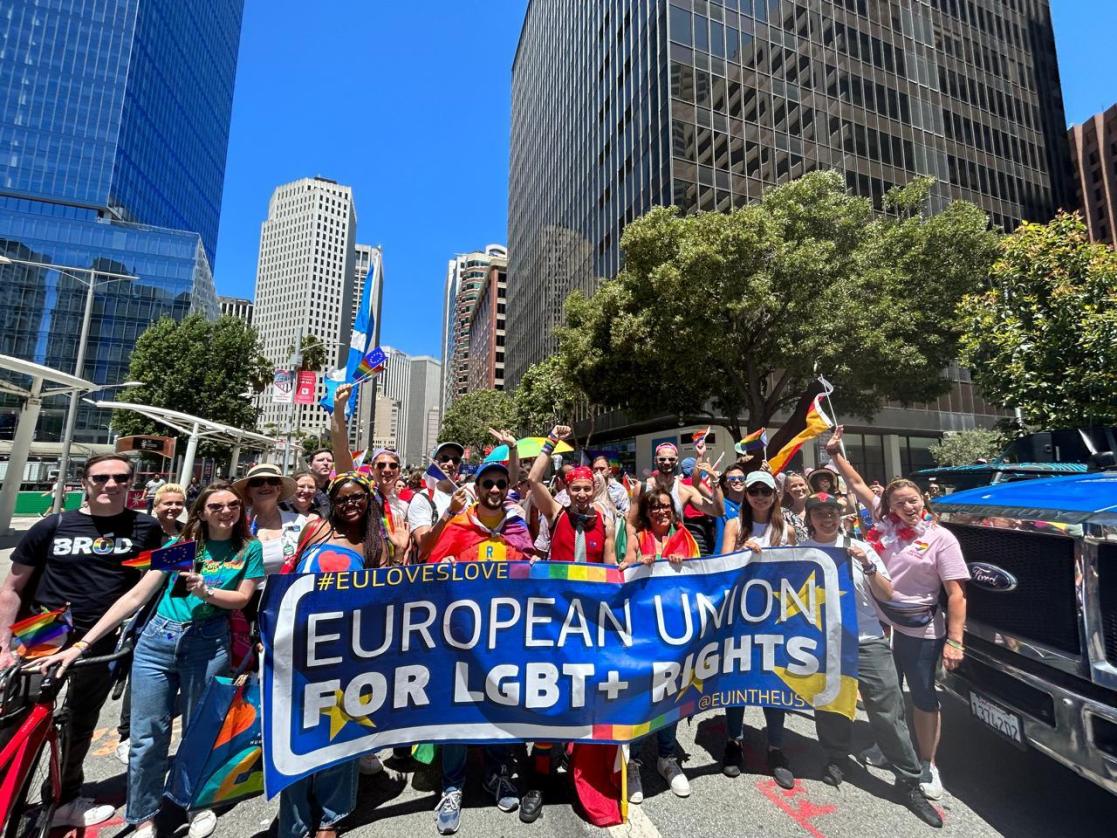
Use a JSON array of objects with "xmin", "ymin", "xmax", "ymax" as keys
[{"xmin": 527, "ymin": 426, "xmax": 616, "ymax": 564}]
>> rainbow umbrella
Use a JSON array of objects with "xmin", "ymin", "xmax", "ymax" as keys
[
  {"xmin": 516, "ymin": 437, "xmax": 574, "ymax": 458},
  {"xmin": 483, "ymin": 444, "xmax": 510, "ymax": 463}
]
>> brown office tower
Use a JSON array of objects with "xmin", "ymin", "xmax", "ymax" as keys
[
  {"xmin": 507, "ymin": 0, "xmax": 1073, "ymax": 388},
  {"xmin": 1069, "ymin": 104, "xmax": 1117, "ymax": 246}
]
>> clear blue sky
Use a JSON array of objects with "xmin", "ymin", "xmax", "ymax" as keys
[{"xmin": 214, "ymin": 0, "xmax": 1116, "ymax": 360}]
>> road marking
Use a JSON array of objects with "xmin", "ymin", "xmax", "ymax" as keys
[
  {"xmin": 757, "ymin": 778, "xmax": 836, "ymax": 838},
  {"xmin": 607, "ymin": 804, "xmax": 662, "ymax": 838},
  {"xmin": 50, "ymin": 813, "xmax": 126, "ymax": 838}
]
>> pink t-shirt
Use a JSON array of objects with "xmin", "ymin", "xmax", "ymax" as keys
[{"xmin": 874, "ymin": 522, "xmax": 969, "ymax": 639}]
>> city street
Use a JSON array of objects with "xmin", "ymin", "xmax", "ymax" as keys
[{"xmin": 4, "ymin": 521, "xmax": 1113, "ymax": 838}]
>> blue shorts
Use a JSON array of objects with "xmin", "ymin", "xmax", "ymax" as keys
[{"xmin": 891, "ymin": 632, "xmax": 946, "ymax": 711}]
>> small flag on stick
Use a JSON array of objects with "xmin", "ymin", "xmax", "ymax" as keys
[
  {"xmin": 735, "ymin": 428, "xmax": 768, "ymax": 455},
  {"xmin": 424, "ymin": 461, "xmax": 457, "ymax": 492},
  {"xmin": 354, "ymin": 347, "xmax": 387, "ymax": 381},
  {"xmin": 691, "ymin": 426, "xmax": 711, "ymax": 445},
  {"xmin": 11, "ymin": 605, "xmax": 72, "ymax": 659},
  {"xmin": 124, "ymin": 540, "xmax": 198, "ymax": 572}
]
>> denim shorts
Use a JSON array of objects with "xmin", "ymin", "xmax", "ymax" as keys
[{"xmin": 891, "ymin": 632, "xmax": 946, "ymax": 711}]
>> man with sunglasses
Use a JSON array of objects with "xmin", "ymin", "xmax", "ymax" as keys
[
  {"xmin": 408, "ymin": 440, "xmax": 466, "ymax": 555},
  {"xmin": 424, "ymin": 460, "xmax": 533, "ymax": 831},
  {"xmin": 0, "ymin": 453, "xmax": 164, "ymax": 827},
  {"xmin": 639, "ymin": 441, "xmax": 725, "ymax": 523}
]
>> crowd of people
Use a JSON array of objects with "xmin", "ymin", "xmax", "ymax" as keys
[{"xmin": 0, "ymin": 388, "xmax": 970, "ymax": 836}]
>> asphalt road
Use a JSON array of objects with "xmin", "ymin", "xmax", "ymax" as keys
[
  {"xmin": 46, "ymin": 661, "xmax": 1117, "ymax": 838},
  {"xmin": 4, "ymin": 520, "xmax": 1114, "ymax": 838}
]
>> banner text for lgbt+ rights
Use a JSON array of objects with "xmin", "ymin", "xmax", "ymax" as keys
[{"xmin": 259, "ymin": 547, "xmax": 860, "ymax": 796}]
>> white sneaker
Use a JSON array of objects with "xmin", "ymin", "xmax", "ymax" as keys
[
  {"xmin": 116, "ymin": 739, "xmax": 130, "ymax": 765},
  {"xmin": 133, "ymin": 825, "xmax": 156, "ymax": 838},
  {"xmin": 656, "ymin": 756, "xmax": 691, "ymax": 798},
  {"xmin": 358, "ymin": 753, "xmax": 383, "ymax": 776},
  {"xmin": 626, "ymin": 760, "xmax": 644, "ymax": 804},
  {"xmin": 920, "ymin": 763, "xmax": 944, "ymax": 800},
  {"xmin": 188, "ymin": 809, "xmax": 217, "ymax": 838},
  {"xmin": 51, "ymin": 797, "xmax": 116, "ymax": 827}
]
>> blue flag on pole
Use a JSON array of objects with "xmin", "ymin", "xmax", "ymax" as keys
[{"xmin": 320, "ymin": 249, "xmax": 380, "ymax": 414}]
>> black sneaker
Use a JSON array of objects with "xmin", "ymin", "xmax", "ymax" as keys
[
  {"xmin": 823, "ymin": 758, "xmax": 852, "ymax": 788},
  {"xmin": 903, "ymin": 781, "xmax": 944, "ymax": 827},
  {"xmin": 721, "ymin": 739, "xmax": 743, "ymax": 778},
  {"xmin": 519, "ymin": 789, "xmax": 543, "ymax": 824},
  {"xmin": 767, "ymin": 748, "xmax": 795, "ymax": 790}
]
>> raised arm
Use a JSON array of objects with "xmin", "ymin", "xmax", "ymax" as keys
[
  {"xmin": 683, "ymin": 460, "xmax": 724, "ymax": 517},
  {"xmin": 823, "ymin": 426, "xmax": 877, "ymax": 512},
  {"xmin": 329, "ymin": 382, "xmax": 355, "ymax": 473},
  {"xmin": 526, "ymin": 425, "xmax": 568, "ymax": 522}
]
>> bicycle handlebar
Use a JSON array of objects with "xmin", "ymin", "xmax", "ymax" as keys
[{"xmin": 69, "ymin": 639, "xmax": 134, "ymax": 669}]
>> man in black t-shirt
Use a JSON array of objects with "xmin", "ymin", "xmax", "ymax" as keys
[{"xmin": 0, "ymin": 453, "xmax": 163, "ymax": 828}]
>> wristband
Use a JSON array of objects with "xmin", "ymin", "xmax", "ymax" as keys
[
  {"xmin": 861, "ymin": 561, "xmax": 877, "ymax": 577},
  {"xmin": 73, "ymin": 640, "xmax": 90, "ymax": 657},
  {"xmin": 945, "ymin": 638, "xmax": 964, "ymax": 651}
]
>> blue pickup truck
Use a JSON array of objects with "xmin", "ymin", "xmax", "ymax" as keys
[{"xmin": 934, "ymin": 472, "xmax": 1117, "ymax": 796}]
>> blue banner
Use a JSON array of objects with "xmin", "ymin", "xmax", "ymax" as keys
[{"xmin": 259, "ymin": 548, "xmax": 860, "ymax": 796}]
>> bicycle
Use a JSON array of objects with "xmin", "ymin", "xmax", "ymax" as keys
[{"xmin": 0, "ymin": 642, "xmax": 132, "ymax": 838}]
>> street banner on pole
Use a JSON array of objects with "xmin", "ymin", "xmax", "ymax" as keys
[
  {"xmin": 259, "ymin": 547, "xmax": 860, "ymax": 796},
  {"xmin": 272, "ymin": 369, "xmax": 294, "ymax": 404},
  {"xmin": 294, "ymin": 371, "xmax": 317, "ymax": 405}
]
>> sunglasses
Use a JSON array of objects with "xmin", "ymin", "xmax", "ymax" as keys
[
  {"xmin": 656, "ymin": 458, "xmax": 677, "ymax": 465},
  {"xmin": 335, "ymin": 494, "xmax": 367, "ymax": 507},
  {"xmin": 650, "ymin": 503, "xmax": 673, "ymax": 511},
  {"xmin": 725, "ymin": 476, "xmax": 746, "ymax": 484},
  {"xmin": 438, "ymin": 456, "xmax": 462, "ymax": 465},
  {"xmin": 248, "ymin": 476, "xmax": 282, "ymax": 488},
  {"xmin": 205, "ymin": 501, "xmax": 242, "ymax": 512},
  {"xmin": 480, "ymin": 479, "xmax": 508, "ymax": 490},
  {"xmin": 89, "ymin": 473, "xmax": 131, "ymax": 485},
  {"xmin": 374, "ymin": 462, "xmax": 400, "ymax": 470},
  {"xmin": 747, "ymin": 486, "xmax": 774, "ymax": 496}
]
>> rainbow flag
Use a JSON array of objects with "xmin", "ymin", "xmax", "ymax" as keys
[
  {"xmin": 355, "ymin": 347, "xmax": 387, "ymax": 380},
  {"xmin": 11, "ymin": 605, "xmax": 72, "ymax": 659},
  {"xmin": 735, "ymin": 428, "xmax": 768, "ymax": 455},
  {"xmin": 691, "ymin": 426, "xmax": 711, "ymax": 445}
]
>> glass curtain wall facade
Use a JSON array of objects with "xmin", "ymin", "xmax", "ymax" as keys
[
  {"xmin": 0, "ymin": 0, "xmax": 241, "ymax": 445},
  {"xmin": 507, "ymin": 0, "xmax": 1071, "ymax": 387}
]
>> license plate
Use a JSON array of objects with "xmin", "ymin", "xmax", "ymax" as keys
[{"xmin": 969, "ymin": 690, "xmax": 1025, "ymax": 748}]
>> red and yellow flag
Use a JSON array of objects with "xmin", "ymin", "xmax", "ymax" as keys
[{"xmin": 766, "ymin": 379, "xmax": 835, "ymax": 475}]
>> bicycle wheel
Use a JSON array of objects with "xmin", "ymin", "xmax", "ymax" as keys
[{"xmin": 2, "ymin": 736, "xmax": 55, "ymax": 838}]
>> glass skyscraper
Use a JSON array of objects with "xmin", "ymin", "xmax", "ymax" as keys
[
  {"xmin": 507, "ymin": 0, "xmax": 1072, "ymax": 389},
  {"xmin": 0, "ymin": 0, "xmax": 243, "ymax": 443}
]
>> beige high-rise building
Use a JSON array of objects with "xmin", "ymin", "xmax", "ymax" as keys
[{"xmin": 253, "ymin": 177, "xmax": 358, "ymax": 443}]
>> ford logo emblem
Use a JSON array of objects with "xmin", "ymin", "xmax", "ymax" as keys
[{"xmin": 969, "ymin": 562, "xmax": 1018, "ymax": 592}]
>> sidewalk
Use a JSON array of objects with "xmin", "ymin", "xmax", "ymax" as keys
[{"xmin": 1, "ymin": 516, "xmax": 42, "ymax": 564}]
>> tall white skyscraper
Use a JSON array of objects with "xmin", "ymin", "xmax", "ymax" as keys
[
  {"xmin": 407, "ymin": 356, "xmax": 442, "ymax": 467},
  {"xmin": 253, "ymin": 176, "xmax": 358, "ymax": 441}
]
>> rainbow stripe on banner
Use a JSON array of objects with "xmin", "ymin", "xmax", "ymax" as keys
[
  {"xmin": 592, "ymin": 701, "xmax": 699, "ymax": 741},
  {"xmin": 11, "ymin": 605, "xmax": 72, "ymax": 659},
  {"xmin": 507, "ymin": 562, "xmax": 625, "ymax": 584}
]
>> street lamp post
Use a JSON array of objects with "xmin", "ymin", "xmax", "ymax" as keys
[{"xmin": 0, "ymin": 255, "xmax": 138, "ymax": 511}]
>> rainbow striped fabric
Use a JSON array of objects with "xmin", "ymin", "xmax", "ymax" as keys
[
  {"xmin": 11, "ymin": 605, "xmax": 72, "ymax": 659},
  {"xmin": 507, "ymin": 562, "xmax": 624, "ymax": 584}
]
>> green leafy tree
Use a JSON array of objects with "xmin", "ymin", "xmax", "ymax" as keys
[
  {"xmin": 112, "ymin": 314, "xmax": 271, "ymax": 451},
  {"xmin": 557, "ymin": 171, "xmax": 999, "ymax": 438},
  {"xmin": 928, "ymin": 428, "xmax": 1006, "ymax": 466},
  {"xmin": 439, "ymin": 389, "xmax": 518, "ymax": 455},
  {"xmin": 513, "ymin": 355, "xmax": 589, "ymax": 435},
  {"xmin": 958, "ymin": 211, "xmax": 1117, "ymax": 428},
  {"xmin": 286, "ymin": 333, "xmax": 329, "ymax": 372}
]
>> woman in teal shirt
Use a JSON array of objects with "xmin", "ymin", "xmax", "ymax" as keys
[{"xmin": 37, "ymin": 481, "xmax": 265, "ymax": 838}]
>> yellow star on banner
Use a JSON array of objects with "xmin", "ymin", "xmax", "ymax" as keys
[
  {"xmin": 675, "ymin": 671, "xmax": 705, "ymax": 702},
  {"xmin": 775, "ymin": 570, "xmax": 844, "ymax": 629},
  {"xmin": 320, "ymin": 689, "xmax": 376, "ymax": 740}
]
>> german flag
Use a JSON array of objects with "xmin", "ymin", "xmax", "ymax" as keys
[{"xmin": 766, "ymin": 378, "xmax": 835, "ymax": 475}]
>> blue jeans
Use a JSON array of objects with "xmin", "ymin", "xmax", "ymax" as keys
[
  {"xmin": 126, "ymin": 614, "xmax": 230, "ymax": 824},
  {"xmin": 637, "ymin": 722, "xmax": 679, "ymax": 760},
  {"xmin": 441, "ymin": 745, "xmax": 514, "ymax": 793},
  {"xmin": 278, "ymin": 762, "xmax": 358, "ymax": 838},
  {"xmin": 724, "ymin": 707, "xmax": 786, "ymax": 748}
]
